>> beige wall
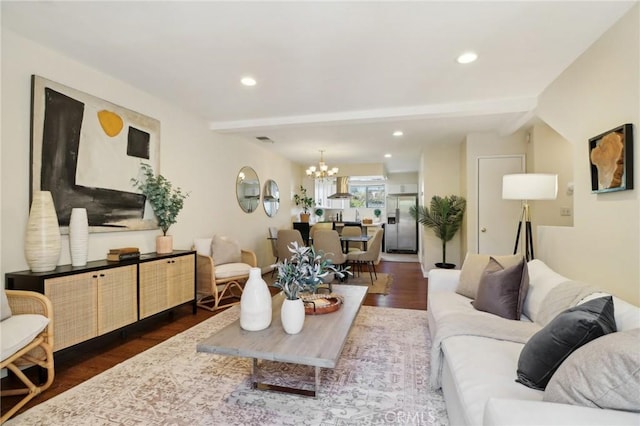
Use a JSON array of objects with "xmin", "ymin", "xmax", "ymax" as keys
[
  {"xmin": 536, "ymin": 5, "xmax": 639, "ymax": 304},
  {"xmin": 463, "ymin": 131, "xmax": 528, "ymax": 254},
  {"xmin": 1, "ymin": 29, "xmax": 301, "ymax": 276},
  {"xmin": 418, "ymin": 142, "xmax": 462, "ymax": 270},
  {"xmin": 528, "ymin": 122, "xmax": 574, "ymax": 229}
]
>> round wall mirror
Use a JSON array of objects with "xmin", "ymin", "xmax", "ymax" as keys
[
  {"xmin": 236, "ymin": 166, "xmax": 260, "ymax": 213},
  {"xmin": 262, "ymin": 179, "xmax": 280, "ymax": 217}
]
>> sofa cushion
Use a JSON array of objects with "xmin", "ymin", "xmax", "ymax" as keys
[
  {"xmin": 1, "ymin": 287, "xmax": 11, "ymax": 321},
  {"xmin": 522, "ymin": 259, "xmax": 571, "ymax": 323},
  {"xmin": 516, "ymin": 296, "xmax": 617, "ymax": 390},
  {"xmin": 442, "ymin": 336, "xmax": 543, "ymax": 426},
  {"xmin": 543, "ymin": 328, "xmax": 640, "ymax": 412},
  {"xmin": 473, "ymin": 257, "xmax": 529, "ymax": 320},
  {"xmin": 214, "ymin": 262, "xmax": 252, "ymax": 279},
  {"xmin": 210, "ymin": 235, "xmax": 241, "ymax": 265},
  {"xmin": 457, "ymin": 253, "xmax": 522, "ymax": 299},
  {"xmin": 0, "ymin": 314, "xmax": 49, "ymax": 361}
]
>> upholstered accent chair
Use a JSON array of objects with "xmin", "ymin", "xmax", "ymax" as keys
[
  {"xmin": 1, "ymin": 289, "xmax": 55, "ymax": 423},
  {"xmin": 194, "ymin": 236, "xmax": 257, "ymax": 311},
  {"xmin": 275, "ymin": 229, "xmax": 305, "ymax": 262},
  {"xmin": 340, "ymin": 226, "xmax": 363, "ymax": 252},
  {"xmin": 347, "ymin": 228, "xmax": 384, "ymax": 284}
]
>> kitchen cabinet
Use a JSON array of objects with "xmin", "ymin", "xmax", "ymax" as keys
[
  {"xmin": 386, "ymin": 183, "xmax": 418, "ymax": 194},
  {"xmin": 5, "ymin": 250, "xmax": 196, "ymax": 352}
]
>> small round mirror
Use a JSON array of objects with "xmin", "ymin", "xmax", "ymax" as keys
[
  {"xmin": 262, "ymin": 179, "xmax": 280, "ymax": 217},
  {"xmin": 236, "ymin": 166, "xmax": 260, "ymax": 213}
]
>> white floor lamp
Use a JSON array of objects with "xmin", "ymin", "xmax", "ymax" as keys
[{"xmin": 502, "ymin": 174, "xmax": 558, "ymax": 261}]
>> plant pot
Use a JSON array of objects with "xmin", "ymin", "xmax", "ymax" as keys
[
  {"xmin": 299, "ymin": 213, "xmax": 311, "ymax": 223},
  {"xmin": 156, "ymin": 235, "xmax": 173, "ymax": 254},
  {"xmin": 436, "ymin": 262, "xmax": 456, "ymax": 269},
  {"xmin": 281, "ymin": 297, "xmax": 305, "ymax": 334},
  {"xmin": 240, "ymin": 268, "xmax": 272, "ymax": 331}
]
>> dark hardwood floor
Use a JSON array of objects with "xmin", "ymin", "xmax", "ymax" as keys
[{"xmin": 1, "ymin": 259, "xmax": 427, "ymax": 417}]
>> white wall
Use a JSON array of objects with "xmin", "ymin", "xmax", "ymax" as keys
[
  {"xmin": 1, "ymin": 29, "xmax": 300, "ymax": 276},
  {"xmin": 536, "ymin": 5, "xmax": 639, "ymax": 305}
]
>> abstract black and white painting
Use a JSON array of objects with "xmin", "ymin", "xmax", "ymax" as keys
[{"xmin": 31, "ymin": 75, "xmax": 160, "ymax": 233}]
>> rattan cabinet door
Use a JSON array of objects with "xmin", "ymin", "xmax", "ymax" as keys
[
  {"xmin": 139, "ymin": 259, "xmax": 169, "ymax": 319},
  {"xmin": 97, "ymin": 265, "xmax": 137, "ymax": 335},
  {"xmin": 167, "ymin": 254, "xmax": 195, "ymax": 308},
  {"xmin": 45, "ymin": 272, "xmax": 98, "ymax": 351}
]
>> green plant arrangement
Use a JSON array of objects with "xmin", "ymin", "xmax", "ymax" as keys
[
  {"xmin": 373, "ymin": 208, "xmax": 382, "ymax": 218},
  {"xmin": 273, "ymin": 242, "xmax": 347, "ymax": 300},
  {"xmin": 410, "ymin": 195, "xmax": 466, "ymax": 269},
  {"xmin": 314, "ymin": 208, "xmax": 324, "ymax": 218},
  {"xmin": 293, "ymin": 185, "xmax": 314, "ymax": 214},
  {"xmin": 131, "ymin": 163, "xmax": 189, "ymax": 236}
]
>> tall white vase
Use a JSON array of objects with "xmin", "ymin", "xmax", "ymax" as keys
[
  {"xmin": 69, "ymin": 208, "xmax": 89, "ymax": 267},
  {"xmin": 240, "ymin": 267, "xmax": 272, "ymax": 331},
  {"xmin": 281, "ymin": 297, "xmax": 305, "ymax": 334},
  {"xmin": 25, "ymin": 191, "xmax": 61, "ymax": 272}
]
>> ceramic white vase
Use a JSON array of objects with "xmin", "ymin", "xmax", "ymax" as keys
[
  {"xmin": 156, "ymin": 235, "xmax": 173, "ymax": 254},
  {"xmin": 281, "ymin": 297, "xmax": 305, "ymax": 334},
  {"xmin": 25, "ymin": 191, "xmax": 61, "ymax": 272},
  {"xmin": 240, "ymin": 267, "xmax": 272, "ymax": 331},
  {"xmin": 69, "ymin": 207, "xmax": 88, "ymax": 267}
]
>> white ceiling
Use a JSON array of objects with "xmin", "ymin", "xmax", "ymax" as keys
[{"xmin": 2, "ymin": 1, "xmax": 636, "ymax": 173}]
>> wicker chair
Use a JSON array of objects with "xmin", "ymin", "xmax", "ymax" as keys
[
  {"xmin": 196, "ymin": 249, "xmax": 257, "ymax": 311},
  {"xmin": 1, "ymin": 290, "xmax": 55, "ymax": 423}
]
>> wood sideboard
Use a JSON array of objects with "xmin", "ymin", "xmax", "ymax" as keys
[{"xmin": 5, "ymin": 250, "xmax": 196, "ymax": 352}]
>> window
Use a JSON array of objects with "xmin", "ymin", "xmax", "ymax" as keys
[{"xmin": 349, "ymin": 184, "xmax": 385, "ymax": 208}]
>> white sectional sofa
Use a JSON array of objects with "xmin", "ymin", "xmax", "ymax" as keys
[{"xmin": 427, "ymin": 259, "xmax": 640, "ymax": 426}]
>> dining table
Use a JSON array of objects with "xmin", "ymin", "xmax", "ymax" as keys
[{"xmin": 268, "ymin": 234, "xmax": 372, "ymax": 253}]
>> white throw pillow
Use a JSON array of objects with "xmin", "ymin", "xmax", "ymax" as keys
[
  {"xmin": 544, "ymin": 328, "xmax": 640, "ymax": 412},
  {"xmin": 522, "ymin": 259, "xmax": 571, "ymax": 322},
  {"xmin": 0, "ymin": 288, "xmax": 12, "ymax": 321},
  {"xmin": 193, "ymin": 238, "xmax": 213, "ymax": 257}
]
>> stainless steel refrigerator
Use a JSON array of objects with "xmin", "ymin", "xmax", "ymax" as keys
[{"xmin": 385, "ymin": 195, "xmax": 418, "ymax": 253}]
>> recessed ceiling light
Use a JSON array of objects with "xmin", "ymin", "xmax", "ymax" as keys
[
  {"xmin": 384, "ymin": 153, "xmax": 392, "ymax": 158},
  {"xmin": 241, "ymin": 76, "xmax": 257, "ymax": 86},
  {"xmin": 393, "ymin": 130, "xmax": 403, "ymax": 137},
  {"xmin": 457, "ymin": 52, "xmax": 478, "ymax": 64}
]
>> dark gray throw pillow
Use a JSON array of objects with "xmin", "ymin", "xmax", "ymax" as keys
[
  {"xmin": 472, "ymin": 257, "xmax": 529, "ymax": 320},
  {"xmin": 516, "ymin": 296, "xmax": 617, "ymax": 390}
]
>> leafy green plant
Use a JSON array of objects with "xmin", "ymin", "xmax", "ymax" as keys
[
  {"xmin": 373, "ymin": 208, "xmax": 382, "ymax": 218},
  {"xmin": 273, "ymin": 242, "xmax": 347, "ymax": 300},
  {"xmin": 131, "ymin": 163, "xmax": 189, "ymax": 236},
  {"xmin": 314, "ymin": 208, "xmax": 324, "ymax": 218},
  {"xmin": 293, "ymin": 185, "xmax": 314, "ymax": 213},
  {"xmin": 410, "ymin": 195, "xmax": 466, "ymax": 266}
]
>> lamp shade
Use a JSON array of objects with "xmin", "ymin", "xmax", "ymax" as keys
[{"xmin": 502, "ymin": 174, "xmax": 558, "ymax": 200}]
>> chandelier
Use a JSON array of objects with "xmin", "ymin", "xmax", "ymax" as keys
[{"xmin": 305, "ymin": 150, "xmax": 339, "ymax": 180}]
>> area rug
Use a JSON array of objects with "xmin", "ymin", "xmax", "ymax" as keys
[
  {"xmin": 9, "ymin": 306, "xmax": 448, "ymax": 426},
  {"xmin": 263, "ymin": 272, "xmax": 393, "ymax": 295}
]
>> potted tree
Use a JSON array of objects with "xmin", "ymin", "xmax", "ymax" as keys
[
  {"xmin": 273, "ymin": 241, "xmax": 346, "ymax": 334},
  {"xmin": 132, "ymin": 163, "xmax": 189, "ymax": 254},
  {"xmin": 293, "ymin": 185, "xmax": 314, "ymax": 222},
  {"xmin": 410, "ymin": 195, "xmax": 466, "ymax": 269}
]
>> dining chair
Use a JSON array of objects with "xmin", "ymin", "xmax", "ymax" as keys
[
  {"xmin": 268, "ymin": 227, "xmax": 279, "ymax": 277},
  {"xmin": 347, "ymin": 228, "xmax": 384, "ymax": 285},
  {"xmin": 340, "ymin": 226, "xmax": 363, "ymax": 252},
  {"xmin": 276, "ymin": 229, "xmax": 305, "ymax": 262},
  {"xmin": 312, "ymin": 230, "xmax": 348, "ymax": 285}
]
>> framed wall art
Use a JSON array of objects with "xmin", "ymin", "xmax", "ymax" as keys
[
  {"xmin": 31, "ymin": 75, "xmax": 160, "ymax": 233},
  {"xmin": 589, "ymin": 123, "xmax": 633, "ymax": 193}
]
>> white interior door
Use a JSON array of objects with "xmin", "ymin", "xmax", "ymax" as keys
[{"xmin": 477, "ymin": 156, "xmax": 525, "ymax": 254}]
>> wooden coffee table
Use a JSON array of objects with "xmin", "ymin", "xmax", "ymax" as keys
[{"xmin": 197, "ymin": 284, "xmax": 367, "ymax": 397}]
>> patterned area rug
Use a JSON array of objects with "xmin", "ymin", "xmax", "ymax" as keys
[{"xmin": 9, "ymin": 306, "xmax": 448, "ymax": 425}]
